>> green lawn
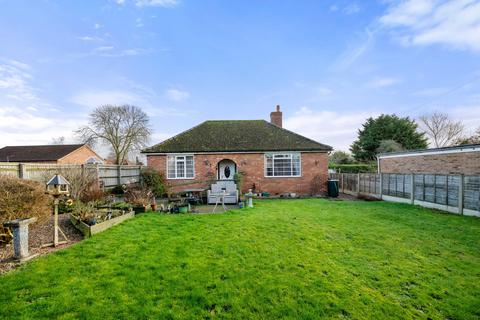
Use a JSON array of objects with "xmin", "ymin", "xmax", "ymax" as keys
[{"xmin": 1, "ymin": 199, "xmax": 479, "ymax": 319}]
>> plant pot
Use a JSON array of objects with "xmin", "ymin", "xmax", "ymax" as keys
[
  {"xmin": 178, "ymin": 206, "xmax": 188, "ymax": 214},
  {"xmin": 151, "ymin": 204, "xmax": 157, "ymax": 212}
]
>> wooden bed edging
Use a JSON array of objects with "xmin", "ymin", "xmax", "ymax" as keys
[{"xmin": 69, "ymin": 211, "xmax": 135, "ymax": 238}]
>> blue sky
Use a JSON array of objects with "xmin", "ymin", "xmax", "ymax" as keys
[{"xmin": 1, "ymin": 0, "xmax": 479, "ymax": 155}]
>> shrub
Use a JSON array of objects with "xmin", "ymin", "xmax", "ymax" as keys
[
  {"xmin": 329, "ymin": 163, "xmax": 377, "ymax": 173},
  {"xmin": 41, "ymin": 167, "xmax": 98, "ymax": 200},
  {"xmin": 80, "ymin": 185, "xmax": 106, "ymax": 203},
  {"xmin": 58, "ymin": 199, "xmax": 75, "ymax": 214},
  {"xmin": 124, "ymin": 184, "xmax": 153, "ymax": 207},
  {"xmin": 71, "ymin": 202, "xmax": 97, "ymax": 223},
  {"xmin": 140, "ymin": 168, "xmax": 167, "ymax": 197},
  {"xmin": 0, "ymin": 176, "xmax": 51, "ymax": 226},
  {"xmin": 112, "ymin": 201, "xmax": 132, "ymax": 210},
  {"xmin": 234, "ymin": 172, "xmax": 244, "ymax": 192}
]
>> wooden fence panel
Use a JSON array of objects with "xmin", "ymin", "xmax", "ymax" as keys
[
  {"xmin": 464, "ymin": 175, "xmax": 480, "ymax": 211},
  {"xmin": 0, "ymin": 163, "xmax": 19, "ymax": 177},
  {"xmin": 328, "ymin": 172, "xmax": 479, "ymax": 217},
  {"xmin": 0, "ymin": 162, "xmax": 142, "ymax": 188},
  {"xmin": 447, "ymin": 175, "xmax": 460, "ymax": 207}
]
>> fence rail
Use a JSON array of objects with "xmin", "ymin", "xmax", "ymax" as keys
[
  {"xmin": 329, "ymin": 172, "xmax": 480, "ymax": 217},
  {"xmin": 0, "ymin": 162, "xmax": 142, "ymax": 188}
]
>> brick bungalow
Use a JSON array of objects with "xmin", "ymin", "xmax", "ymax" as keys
[
  {"xmin": 377, "ymin": 144, "xmax": 480, "ymax": 175},
  {"xmin": 0, "ymin": 144, "xmax": 103, "ymax": 164},
  {"xmin": 143, "ymin": 106, "xmax": 332, "ymax": 195}
]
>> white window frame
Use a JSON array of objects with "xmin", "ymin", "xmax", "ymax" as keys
[
  {"xmin": 166, "ymin": 155, "xmax": 195, "ymax": 180},
  {"xmin": 264, "ymin": 153, "xmax": 301, "ymax": 178}
]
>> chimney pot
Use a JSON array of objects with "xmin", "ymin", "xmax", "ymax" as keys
[{"xmin": 270, "ymin": 105, "xmax": 283, "ymax": 127}]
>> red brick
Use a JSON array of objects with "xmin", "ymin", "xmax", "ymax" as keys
[
  {"xmin": 147, "ymin": 152, "xmax": 329, "ymax": 195},
  {"xmin": 379, "ymin": 151, "xmax": 480, "ymax": 174}
]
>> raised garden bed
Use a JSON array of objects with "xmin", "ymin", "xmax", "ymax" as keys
[{"xmin": 70, "ymin": 211, "xmax": 134, "ymax": 238}]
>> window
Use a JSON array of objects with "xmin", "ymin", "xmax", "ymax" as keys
[
  {"xmin": 265, "ymin": 153, "xmax": 301, "ymax": 177},
  {"xmin": 167, "ymin": 155, "xmax": 194, "ymax": 179}
]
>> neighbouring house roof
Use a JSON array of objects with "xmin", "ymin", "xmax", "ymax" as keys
[
  {"xmin": 143, "ymin": 120, "xmax": 332, "ymax": 153},
  {"xmin": 0, "ymin": 144, "xmax": 88, "ymax": 162},
  {"xmin": 377, "ymin": 143, "xmax": 480, "ymax": 159}
]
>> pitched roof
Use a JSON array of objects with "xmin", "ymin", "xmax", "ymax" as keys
[
  {"xmin": 143, "ymin": 120, "xmax": 332, "ymax": 153},
  {"xmin": 0, "ymin": 144, "xmax": 86, "ymax": 162}
]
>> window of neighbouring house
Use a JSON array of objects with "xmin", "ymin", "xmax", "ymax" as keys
[
  {"xmin": 265, "ymin": 153, "xmax": 301, "ymax": 177},
  {"xmin": 167, "ymin": 155, "xmax": 194, "ymax": 179}
]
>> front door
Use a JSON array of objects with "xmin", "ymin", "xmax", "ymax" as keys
[{"xmin": 218, "ymin": 160, "xmax": 236, "ymax": 180}]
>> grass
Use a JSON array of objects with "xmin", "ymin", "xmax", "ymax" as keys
[{"xmin": 1, "ymin": 199, "xmax": 479, "ymax": 319}]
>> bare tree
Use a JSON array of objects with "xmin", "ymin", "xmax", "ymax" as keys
[
  {"xmin": 50, "ymin": 136, "xmax": 65, "ymax": 144},
  {"xmin": 419, "ymin": 112, "xmax": 465, "ymax": 148},
  {"xmin": 455, "ymin": 127, "xmax": 480, "ymax": 145},
  {"xmin": 76, "ymin": 105, "xmax": 151, "ymax": 165}
]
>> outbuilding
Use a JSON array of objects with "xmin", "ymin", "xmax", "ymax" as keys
[{"xmin": 377, "ymin": 144, "xmax": 480, "ymax": 175}]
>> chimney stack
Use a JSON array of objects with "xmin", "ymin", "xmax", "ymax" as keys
[{"xmin": 270, "ymin": 105, "xmax": 283, "ymax": 127}]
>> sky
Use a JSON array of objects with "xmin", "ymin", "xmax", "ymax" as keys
[{"xmin": 1, "ymin": 0, "xmax": 480, "ymax": 156}]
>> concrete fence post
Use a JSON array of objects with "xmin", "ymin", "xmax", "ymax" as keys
[
  {"xmin": 379, "ymin": 173, "xmax": 383, "ymax": 199},
  {"xmin": 81, "ymin": 164, "xmax": 86, "ymax": 180},
  {"xmin": 117, "ymin": 165, "xmax": 122, "ymax": 186},
  {"xmin": 95, "ymin": 164, "xmax": 100, "ymax": 187},
  {"xmin": 458, "ymin": 174, "xmax": 464, "ymax": 215},
  {"xmin": 18, "ymin": 163, "xmax": 27, "ymax": 179},
  {"xmin": 341, "ymin": 174, "xmax": 344, "ymax": 193},
  {"xmin": 357, "ymin": 173, "xmax": 360, "ymax": 195},
  {"xmin": 410, "ymin": 173, "xmax": 415, "ymax": 205}
]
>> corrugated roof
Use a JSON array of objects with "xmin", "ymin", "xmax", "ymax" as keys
[
  {"xmin": 0, "ymin": 144, "xmax": 86, "ymax": 162},
  {"xmin": 143, "ymin": 120, "xmax": 332, "ymax": 153}
]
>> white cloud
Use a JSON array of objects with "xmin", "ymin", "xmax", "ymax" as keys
[
  {"xmin": 333, "ymin": 28, "xmax": 376, "ymax": 71},
  {"xmin": 449, "ymin": 104, "xmax": 480, "ymax": 132},
  {"xmin": 284, "ymin": 106, "xmax": 378, "ymax": 151},
  {"xmin": 367, "ymin": 76, "xmax": 402, "ymax": 88},
  {"xmin": 413, "ymin": 87, "xmax": 447, "ymax": 96},
  {"xmin": 70, "ymin": 87, "xmax": 190, "ymax": 117},
  {"xmin": 70, "ymin": 90, "xmax": 150, "ymax": 109},
  {"xmin": 94, "ymin": 23, "xmax": 103, "ymax": 29},
  {"xmin": 317, "ymin": 87, "xmax": 333, "ymax": 96},
  {"xmin": 78, "ymin": 36, "xmax": 103, "ymax": 42},
  {"xmin": 0, "ymin": 60, "xmax": 41, "ymax": 104},
  {"xmin": 0, "ymin": 106, "xmax": 81, "ymax": 136},
  {"xmin": 344, "ymin": 3, "xmax": 361, "ymax": 15},
  {"xmin": 135, "ymin": 18, "xmax": 144, "ymax": 27},
  {"xmin": 71, "ymin": 46, "xmax": 152, "ymax": 58},
  {"xmin": 329, "ymin": 5, "xmax": 339, "ymax": 12},
  {"xmin": 0, "ymin": 60, "xmax": 83, "ymax": 147},
  {"xmin": 165, "ymin": 88, "xmax": 190, "ymax": 102},
  {"xmin": 380, "ymin": 0, "xmax": 480, "ymax": 53},
  {"xmin": 135, "ymin": 0, "xmax": 179, "ymax": 7}
]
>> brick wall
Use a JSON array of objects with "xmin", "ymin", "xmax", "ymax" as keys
[
  {"xmin": 379, "ymin": 151, "xmax": 480, "ymax": 174},
  {"xmin": 58, "ymin": 145, "xmax": 102, "ymax": 165},
  {"xmin": 147, "ymin": 152, "xmax": 329, "ymax": 195}
]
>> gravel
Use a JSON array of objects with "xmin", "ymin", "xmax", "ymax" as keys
[{"xmin": 0, "ymin": 214, "xmax": 83, "ymax": 274}]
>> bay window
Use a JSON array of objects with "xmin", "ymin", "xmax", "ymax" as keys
[
  {"xmin": 265, "ymin": 153, "xmax": 301, "ymax": 177},
  {"xmin": 167, "ymin": 155, "xmax": 194, "ymax": 179}
]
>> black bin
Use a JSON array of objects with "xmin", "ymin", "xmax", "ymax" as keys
[{"xmin": 327, "ymin": 179, "xmax": 339, "ymax": 197}]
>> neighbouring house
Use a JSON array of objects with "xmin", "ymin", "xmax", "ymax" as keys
[
  {"xmin": 143, "ymin": 106, "xmax": 332, "ymax": 197},
  {"xmin": 0, "ymin": 144, "xmax": 104, "ymax": 164},
  {"xmin": 377, "ymin": 144, "xmax": 480, "ymax": 175}
]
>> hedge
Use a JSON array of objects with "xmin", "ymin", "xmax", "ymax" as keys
[{"xmin": 329, "ymin": 163, "xmax": 377, "ymax": 173}]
